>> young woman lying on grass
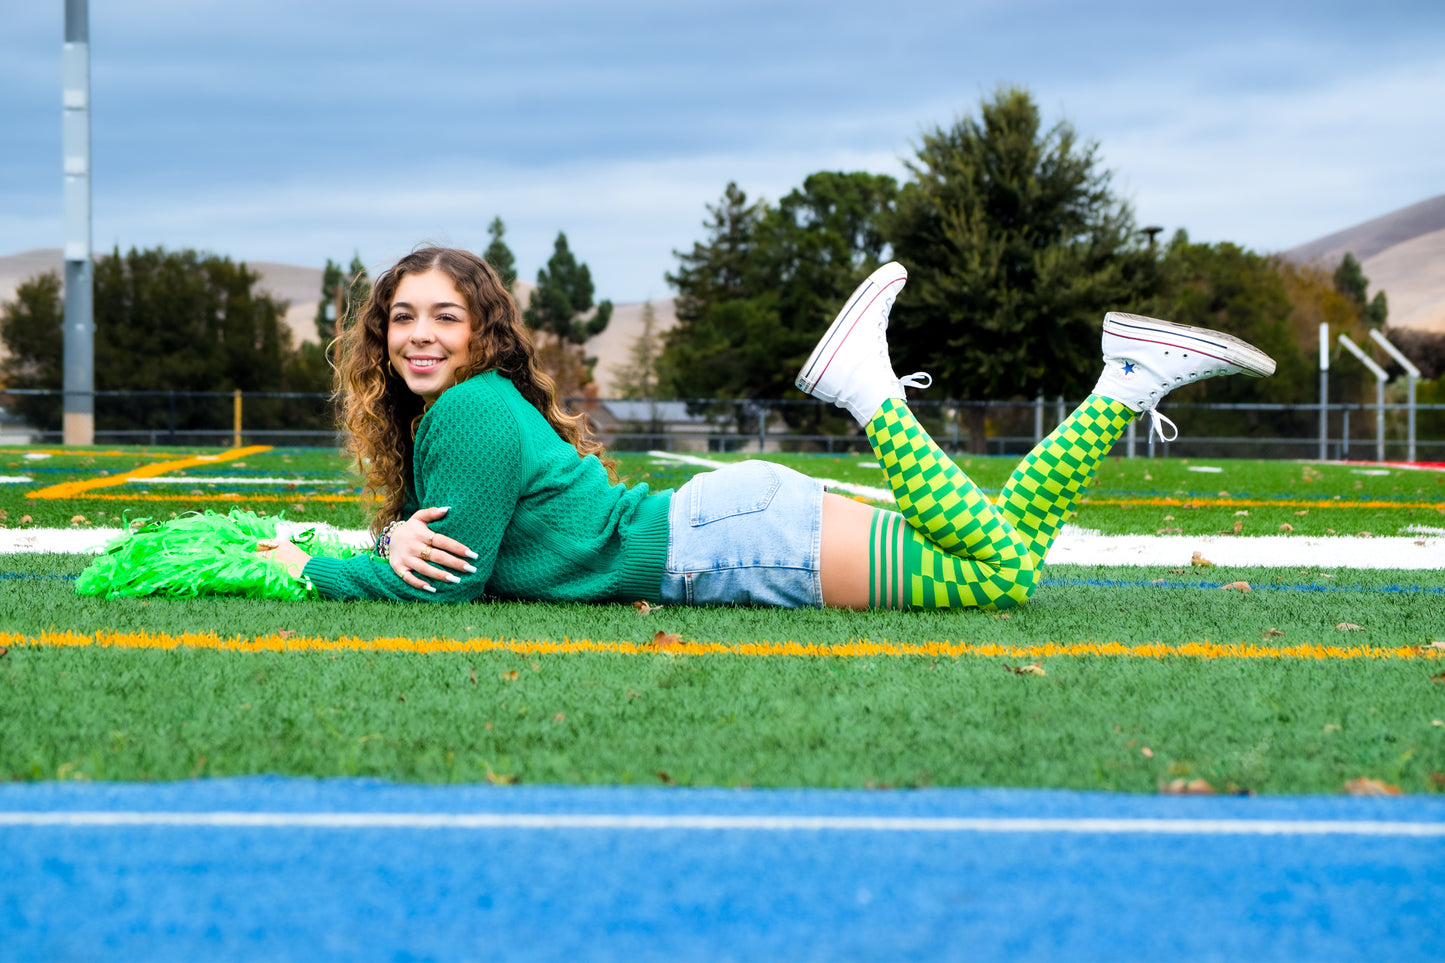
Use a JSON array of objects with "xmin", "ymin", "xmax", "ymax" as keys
[{"xmin": 244, "ymin": 245, "xmax": 1275, "ymax": 610}]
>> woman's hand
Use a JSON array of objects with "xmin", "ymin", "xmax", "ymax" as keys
[
  {"xmin": 385, "ymin": 506, "xmax": 479, "ymax": 592},
  {"xmin": 255, "ymin": 538, "xmax": 311, "ymax": 578}
]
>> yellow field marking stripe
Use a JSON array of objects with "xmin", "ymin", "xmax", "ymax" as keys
[
  {"xmin": 51, "ymin": 492, "xmax": 356, "ymax": 503},
  {"xmin": 26, "ymin": 445, "xmax": 274, "ymax": 500},
  {"xmin": 4, "ymin": 629, "xmax": 1440, "ymax": 661},
  {"xmin": 1084, "ymin": 495, "xmax": 1445, "ymax": 511}
]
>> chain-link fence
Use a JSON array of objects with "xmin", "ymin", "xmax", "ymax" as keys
[{"xmin": 2, "ymin": 389, "xmax": 1442, "ymax": 460}]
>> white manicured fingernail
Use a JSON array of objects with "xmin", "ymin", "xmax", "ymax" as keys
[
  {"xmin": 463, "ymin": 563, "xmax": 477, "ymax": 574},
  {"xmin": 446, "ymin": 574, "xmax": 461, "ymax": 583},
  {"xmin": 466, "ymin": 550, "xmax": 479, "ymax": 560},
  {"xmin": 440, "ymin": 506, "xmax": 452, "ymax": 513},
  {"xmin": 423, "ymin": 584, "xmax": 436, "ymax": 593}
]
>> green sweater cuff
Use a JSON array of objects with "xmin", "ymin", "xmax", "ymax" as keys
[{"xmin": 613, "ymin": 492, "xmax": 671, "ymax": 604}]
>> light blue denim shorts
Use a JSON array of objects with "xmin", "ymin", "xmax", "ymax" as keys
[{"xmin": 661, "ymin": 460, "xmax": 825, "ymax": 608}]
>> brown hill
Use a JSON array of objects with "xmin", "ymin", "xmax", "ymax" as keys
[{"xmin": 1283, "ymin": 194, "xmax": 1445, "ymax": 332}]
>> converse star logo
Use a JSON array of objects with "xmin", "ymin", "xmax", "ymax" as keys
[{"xmin": 1121, "ymin": 361, "xmax": 1137, "ymax": 375}]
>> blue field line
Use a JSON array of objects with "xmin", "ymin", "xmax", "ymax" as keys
[
  {"xmin": 2, "ymin": 779, "xmax": 1441, "ymax": 963},
  {"xmin": 1041, "ymin": 576, "xmax": 1445, "ymax": 594},
  {"xmin": 0, "ymin": 572, "xmax": 77, "ymax": 582}
]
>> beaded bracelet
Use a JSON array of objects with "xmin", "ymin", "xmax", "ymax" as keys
[{"xmin": 376, "ymin": 519, "xmax": 404, "ymax": 559}]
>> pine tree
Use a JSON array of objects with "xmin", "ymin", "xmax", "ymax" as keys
[
  {"xmin": 612, "ymin": 300, "xmax": 661, "ymax": 399},
  {"xmin": 314, "ymin": 253, "xmax": 370, "ymax": 342},
  {"xmin": 483, "ymin": 217, "xmax": 518, "ymax": 294},
  {"xmin": 523, "ymin": 232, "xmax": 613, "ymax": 345},
  {"xmin": 1333, "ymin": 252, "xmax": 1388, "ymax": 327}
]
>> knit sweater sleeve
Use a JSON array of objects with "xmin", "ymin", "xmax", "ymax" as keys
[{"xmin": 302, "ymin": 381, "xmax": 524, "ymax": 602}]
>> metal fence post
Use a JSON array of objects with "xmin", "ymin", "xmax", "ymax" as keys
[
  {"xmin": 1318, "ymin": 322, "xmax": 1329, "ymax": 461},
  {"xmin": 1370, "ymin": 329, "xmax": 1421, "ymax": 463}
]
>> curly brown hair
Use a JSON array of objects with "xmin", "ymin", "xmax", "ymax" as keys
[{"xmin": 335, "ymin": 246, "xmax": 610, "ymax": 534}]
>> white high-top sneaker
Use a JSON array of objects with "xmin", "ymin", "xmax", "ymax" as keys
[
  {"xmin": 1093, "ymin": 311, "xmax": 1276, "ymax": 441},
  {"xmin": 795, "ymin": 261, "xmax": 932, "ymax": 426}
]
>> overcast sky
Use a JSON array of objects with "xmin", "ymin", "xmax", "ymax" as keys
[{"xmin": 3, "ymin": 0, "xmax": 1442, "ymax": 302}]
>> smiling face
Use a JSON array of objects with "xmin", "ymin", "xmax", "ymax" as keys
[{"xmin": 386, "ymin": 268, "xmax": 474, "ymax": 403}]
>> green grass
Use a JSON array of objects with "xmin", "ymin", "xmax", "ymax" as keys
[
  {"xmin": 5, "ymin": 444, "xmax": 1441, "ymax": 537},
  {"xmin": 3, "ymin": 551, "xmax": 1442, "ymax": 792},
  {"xmin": 2, "ymin": 445, "xmax": 1442, "ymax": 793}
]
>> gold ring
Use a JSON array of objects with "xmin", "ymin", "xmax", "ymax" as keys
[{"xmin": 419, "ymin": 546, "xmax": 431, "ymax": 561}]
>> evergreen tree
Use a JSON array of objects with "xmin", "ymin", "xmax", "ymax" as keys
[
  {"xmin": 612, "ymin": 300, "xmax": 661, "ymax": 400},
  {"xmin": 1332, "ymin": 252, "xmax": 1388, "ymax": 327},
  {"xmin": 314, "ymin": 253, "xmax": 370, "ymax": 342},
  {"xmin": 483, "ymin": 217, "xmax": 517, "ymax": 294},
  {"xmin": 885, "ymin": 86, "xmax": 1154, "ymax": 450},
  {"xmin": 659, "ymin": 173, "xmax": 897, "ymax": 426},
  {"xmin": 523, "ymin": 232, "xmax": 612, "ymax": 345}
]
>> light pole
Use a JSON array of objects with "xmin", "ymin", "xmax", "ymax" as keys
[{"xmin": 62, "ymin": 0, "xmax": 94, "ymax": 445}]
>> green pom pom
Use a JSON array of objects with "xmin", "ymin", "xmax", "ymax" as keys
[{"xmin": 75, "ymin": 509, "xmax": 357, "ymax": 601}]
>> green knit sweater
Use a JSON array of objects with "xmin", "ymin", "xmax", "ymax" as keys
[{"xmin": 303, "ymin": 371, "xmax": 672, "ymax": 603}]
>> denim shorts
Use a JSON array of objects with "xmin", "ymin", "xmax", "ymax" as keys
[{"xmin": 661, "ymin": 460, "xmax": 825, "ymax": 608}]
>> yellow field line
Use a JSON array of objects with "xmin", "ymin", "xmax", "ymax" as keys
[
  {"xmin": 26, "ymin": 445, "xmax": 274, "ymax": 500},
  {"xmin": 3, "ymin": 629, "xmax": 1440, "ymax": 661},
  {"xmin": 41, "ymin": 492, "xmax": 356, "ymax": 503},
  {"xmin": 1084, "ymin": 495, "xmax": 1445, "ymax": 511}
]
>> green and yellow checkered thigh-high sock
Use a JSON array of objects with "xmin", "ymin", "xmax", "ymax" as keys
[
  {"xmin": 865, "ymin": 398, "xmax": 1035, "ymax": 610},
  {"xmin": 994, "ymin": 394, "xmax": 1133, "ymax": 564},
  {"xmin": 868, "ymin": 508, "xmax": 1037, "ymax": 610}
]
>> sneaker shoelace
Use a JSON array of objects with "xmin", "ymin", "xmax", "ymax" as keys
[
  {"xmin": 899, "ymin": 372, "xmax": 932, "ymax": 391},
  {"xmin": 1137, "ymin": 399, "xmax": 1179, "ymax": 443}
]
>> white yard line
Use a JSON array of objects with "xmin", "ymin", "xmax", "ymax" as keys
[{"xmin": 0, "ymin": 811, "xmax": 1440, "ymax": 836}]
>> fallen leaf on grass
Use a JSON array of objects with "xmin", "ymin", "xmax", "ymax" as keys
[
  {"xmin": 990, "ymin": 612, "xmax": 1010, "ymax": 620},
  {"xmin": 1160, "ymin": 777, "xmax": 1214, "ymax": 795},
  {"xmin": 652, "ymin": 631, "xmax": 683, "ymax": 649},
  {"xmin": 1278, "ymin": 523, "xmax": 1294, "ymax": 532},
  {"xmin": 1343, "ymin": 777, "xmax": 1401, "ymax": 796},
  {"xmin": 1151, "ymin": 578, "xmax": 1167, "ymax": 585},
  {"xmin": 1004, "ymin": 662, "xmax": 1046, "ymax": 676},
  {"xmin": 469, "ymin": 667, "xmax": 477, "ymax": 684},
  {"xmin": 18, "ymin": 514, "xmax": 31, "ymax": 524},
  {"xmin": 275, "ymin": 628, "xmax": 296, "ymax": 639},
  {"xmin": 633, "ymin": 600, "xmax": 664, "ymax": 615},
  {"xmin": 501, "ymin": 669, "xmax": 519, "ymax": 681},
  {"xmin": 1218, "ymin": 520, "xmax": 1244, "ymax": 536},
  {"xmin": 1323, "ymin": 723, "xmax": 1340, "ymax": 733},
  {"xmin": 1294, "ymin": 510, "xmax": 1309, "ymax": 516},
  {"xmin": 1335, "ymin": 622, "xmax": 1365, "ymax": 631},
  {"xmin": 70, "ymin": 515, "xmax": 87, "ymax": 526},
  {"xmin": 1355, "ymin": 531, "xmax": 1373, "ymax": 538},
  {"xmin": 656, "ymin": 771, "xmax": 675, "ymax": 785},
  {"xmin": 1261, "ymin": 628, "xmax": 1285, "ymax": 639},
  {"xmin": 1427, "ymin": 640, "xmax": 1445, "ymax": 650},
  {"xmin": 1431, "ymin": 672, "xmax": 1445, "ymax": 685},
  {"xmin": 1141, "ymin": 746, "xmax": 1154, "ymax": 758},
  {"xmin": 485, "ymin": 769, "xmax": 518, "ymax": 786},
  {"xmin": 1221, "ymin": 581, "xmax": 1251, "ymax": 592},
  {"xmin": 1156, "ymin": 527, "xmax": 1182, "ymax": 534},
  {"xmin": 552, "ymin": 713, "xmax": 566, "ymax": 722},
  {"xmin": 1234, "ymin": 510, "xmax": 1250, "ymax": 516},
  {"xmin": 1190, "ymin": 552, "xmax": 1214, "ymax": 568},
  {"xmin": 0, "ymin": 647, "xmax": 7, "ymax": 658}
]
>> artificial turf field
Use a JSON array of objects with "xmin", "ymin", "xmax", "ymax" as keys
[{"xmin": 2, "ymin": 443, "xmax": 1443, "ymax": 960}]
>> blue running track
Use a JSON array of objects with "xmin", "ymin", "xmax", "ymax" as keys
[{"xmin": 3, "ymin": 778, "xmax": 1442, "ymax": 961}]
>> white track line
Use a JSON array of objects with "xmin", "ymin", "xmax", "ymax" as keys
[{"xmin": 0, "ymin": 812, "xmax": 1440, "ymax": 835}]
